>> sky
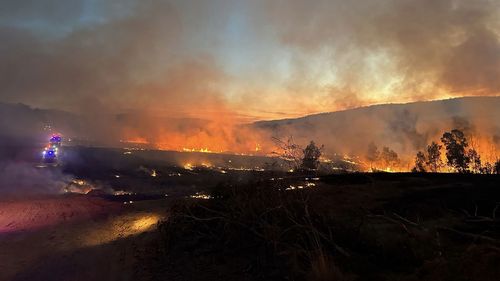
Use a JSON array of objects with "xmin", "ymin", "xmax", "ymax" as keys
[{"xmin": 1, "ymin": 0, "xmax": 499, "ymax": 122}]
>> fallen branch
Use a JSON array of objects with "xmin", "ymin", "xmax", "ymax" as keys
[
  {"xmin": 392, "ymin": 212, "xmax": 422, "ymax": 228},
  {"xmin": 437, "ymin": 227, "xmax": 500, "ymax": 246},
  {"xmin": 464, "ymin": 216, "xmax": 497, "ymax": 223}
]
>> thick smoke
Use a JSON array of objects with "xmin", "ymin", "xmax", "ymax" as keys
[
  {"xmin": 2, "ymin": 1, "xmax": 499, "ymax": 114},
  {"xmin": 0, "ymin": 1, "xmax": 239, "ymax": 116},
  {"xmin": 256, "ymin": 0, "xmax": 500, "ymax": 106},
  {"xmin": 256, "ymin": 97, "xmax": 500, "ymax": 167},
  {"xmin": 0, "ymin": 0, "xmax": 499, "ymax": 154},
  {"xmin": 0, "ymin": 0, "xmax": 250, "ymax": 148}
]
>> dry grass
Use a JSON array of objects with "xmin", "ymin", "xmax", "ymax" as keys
[{"xmin": 156, "ymin": 174, "xmax": 500, "ymax": 281}]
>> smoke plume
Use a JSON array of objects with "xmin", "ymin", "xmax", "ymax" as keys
[
  {"xmin": 257, "ymin": 0, "xmax": 500, "ymax": 105},
  {"xmin": 0, "ymin": 0, "xmax": 499, "ymax": 154}
]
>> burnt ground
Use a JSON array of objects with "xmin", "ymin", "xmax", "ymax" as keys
[
  {"xmin": 0, "ymin": 145, "xmax": 282, "ymax": 281},
  {"xmin": 1, "ymin": 145, "xmax": 500, "ymax": 280},
  {"xmin": 154, "ymin": 173, "xmax": 500, "ymax": 281}
]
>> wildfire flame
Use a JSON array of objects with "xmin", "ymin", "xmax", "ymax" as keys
[{"xmin": 182, "ymin": 147, "xmax": 214, "ymax": 153}]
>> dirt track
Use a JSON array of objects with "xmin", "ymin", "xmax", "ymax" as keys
[{"xmin": 0, "ymin": 195, "xmax": 167, "ymax": 281}]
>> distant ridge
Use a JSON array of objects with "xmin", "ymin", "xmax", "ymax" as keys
[
  {"xmin": 253, "ymin": 96, "xmax": 500, "ymax": 159},
  {"xmin": 254, "ymin": 96, "xmax": 500, "ymax": 125}
]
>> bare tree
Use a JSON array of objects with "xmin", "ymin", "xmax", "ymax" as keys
[
  {"xmin": 272, "ymin": 137, "xmax": 325, "ymax": 172},
  {"xmin": 272, "ymin": 136, "xmax": 303, "ymax": 171}
]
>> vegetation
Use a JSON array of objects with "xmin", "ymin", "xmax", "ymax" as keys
[
  {"xmin": 301, "ymin": 141, "xmax": 323, "ymax": 170},
  {"xmin": 441, "ymin": 129, "xmax": 470, "ymax": 173},
  {"xmin": 159, "ymin": 181, "xmax": 348, "ymax": 280},
  {"xmin": 157, "ymin": 174, "xmax": 500, "ymax": 281},
  {"xmin": 467, "ymin": 148, "xmax": 482, "ymax": 173},
  {"xmin": 380, "ymin": 146, "xmax": 400, "ymax": 168},
  {"xmin": 426, "ymin": 142, "xmax": 443, "ymax": 172},
  {"xmin": 272, "ymin": 137, "xmax": 323, "ymax": 171},
  {"xmin": 413, "ymin": 129, "xmax": 499, "ymax": 174},
  {"xmin": 272, "ymin": 136, "xmax": 303, "ymax": 170},
  {"xmin": 412, "ymin": 151, "xmax": 426, "ymax": 173},
  {"xmin": 365, "ymin": 143, "xmax": 401, "ymax": 171},
  {"xmin": 366, "ymin": 142, "xmax": 380, "ymax": 169}
]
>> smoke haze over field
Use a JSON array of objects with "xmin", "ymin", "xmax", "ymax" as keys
[
  {"xmin": 0, "ymin": 0, "xmax": 499, "ymax": 155},
  {"xmin": 0, "ymin": 162, "xmax": 71, "ymax": 195}
]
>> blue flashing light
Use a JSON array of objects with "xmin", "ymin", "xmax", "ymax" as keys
[{"xmin": 50, "ymin": 135, "xmax": 62, "ymax": 143}]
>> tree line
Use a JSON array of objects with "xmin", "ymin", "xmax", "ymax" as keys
[
  {"xmin": 412, "ymin": 129, "xmax": 500, "ymax": 174},
  {"xmin": 365, "ymin": 143, "xmax": 400, "ymax": 171}
]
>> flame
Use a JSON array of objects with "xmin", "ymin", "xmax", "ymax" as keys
[
  {"xmin": 119, "ymin": 115, "xmax": 271, "ymax": 155},
  {"xmin": 119, "ymin": 115, "xmax": 499, "ymax": 173},
  {"xmin": 182, "ymin": 147, "xmax": 214, "ymax": 153},
  {"xmin": 190, "ymin": 192, "xmax": 213, "ymax": 200},
  {"xmin": 381, "ymin": 167, "xmax": 395, "ymax": 173}
]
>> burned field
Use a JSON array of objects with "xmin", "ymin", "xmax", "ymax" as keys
[
  {"xmin": 60, "ymin": 146, "xmax": 279, "ymax": 197},
  {"xmin": 0, "ymin": 145, "xmax": 270, "ymax": 281},
  {"xmin": 1, "ymin": 145, "xmax": 500, "ymax": 281},
  {"xmin": 156, "ymin": 173, "xmax": 500, "ymax": 281},
  {"xmin": 2, "ymin": 0, "xmax": 500, "ymax": 279}
]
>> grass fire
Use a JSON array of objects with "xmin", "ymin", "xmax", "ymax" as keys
[{"xmin": 1, "ymin": 1, "xmax": 500, "ymax": 281}]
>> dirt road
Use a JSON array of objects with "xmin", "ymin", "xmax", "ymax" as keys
[{"xmin": 0, "ymin": 195, "xmax": 167, "ymax": 281}]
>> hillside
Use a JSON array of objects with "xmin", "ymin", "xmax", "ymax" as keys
[{"xmin": 254, "ymin": 96, "xmax": 500, "ymax": 162}]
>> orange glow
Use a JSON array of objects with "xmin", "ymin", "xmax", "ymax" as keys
[
  {"xmin": 83, "ymin": 213, "xmax": 162, "ymax": 247},
  {"xmin": 116, "ymin": 100, "xmax": 500, "ymax": 174},
  {"xmin": 120, "ymin": 114, "xmax": 272, "ymax": 155},
  {"xmin": 122, "ymin": 137, "xmax": 149, "ymax": 145}
]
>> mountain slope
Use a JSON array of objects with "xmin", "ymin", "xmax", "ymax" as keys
[{"xmin": 254, "ymin": 96, "xmax": 500, "ymax": 162}]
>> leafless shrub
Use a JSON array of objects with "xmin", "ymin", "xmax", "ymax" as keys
[{"xmin": 159, "ymin": 182, "xmax": 350, "ymax": 280}]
